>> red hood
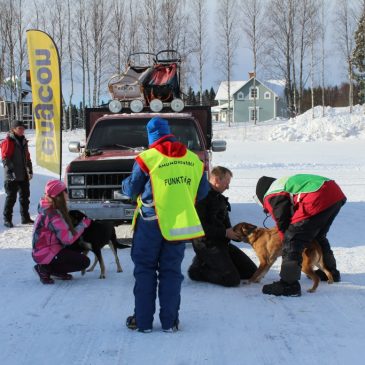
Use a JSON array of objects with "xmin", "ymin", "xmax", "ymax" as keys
[{"xmin": 70, "ymin": 149, "xmax": 140, "ymax": 162}]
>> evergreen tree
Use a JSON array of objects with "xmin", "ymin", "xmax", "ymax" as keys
[
  {"xmin": 186, "ymin": 86, "xmax": 196, "ymax": 105},
  {"xmin": 352, "ymin": 9, "xmax": 365, "ymax": 104},
  {"xmin": 209, "ymin": 87, "xmax": 217, "ymax": 106},
  {"xmin": 202, "ymin": 89, "xmax": 210, "ymax": 105}
]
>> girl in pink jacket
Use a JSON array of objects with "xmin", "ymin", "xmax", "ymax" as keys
[{"xmin": 32, "ymin": 179, "xmax": 91, "ymax": 284}]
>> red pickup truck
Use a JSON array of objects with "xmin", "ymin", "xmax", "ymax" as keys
[{"xmin": 65, "ymin": 105, "xmax": 226, "ymax": 223}]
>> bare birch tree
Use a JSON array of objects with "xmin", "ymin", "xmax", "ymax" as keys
[
  {"xmin": 109, "ymin": 0, "xmax": 127, "ymax": 75},
  {"xmin": 240, "ymin": 0, "xmax": 266, "ymax": 123},
  {"xmin": 160, "ymin": 0, "xmax": 181, "ymax": 50},
  {"xmin": 140, "ymin": 0, "xmax": 160, "ymax": 54},
  {"xmin": 125, "ymin": 0, "xmax": 142, "ymax": 56},
  {"xmin": 67, "ymin": 0, "xmax": 74, "ymax": 129},
  {"xmin": 2, "ymin": 0, "xmax": 20, "ymax": 122},
  {"xmin": 320, "ymin": 0, "xmax": 327, "ymax": 116},
  {"xmin": 265, "ymin": 0, "xmax": 296, "ymax": 117},
  {"xmin": 296, "ymin": 0, "xmax": 315, "ymax": 114},
  {"xmin": 216, "ymin": 0, "xmax": 238, "ymax": 126},
  {"xmin": 159, "ymin": 0, "xmax": 192, "ymax": 91},
  {"xmin": 335, "ymin": 0, "xmax": 357, "ymax": 112},
  {"xmin": 191, "ymin": 0, "xmax": 208, "ymax": 105},
  {"xmin": 88, "ymin": 0, "xmax": 110, "ymax": 106},
  {"xmin": 74, "ymin": 0, "xmax": 88, "ymax": 114}
]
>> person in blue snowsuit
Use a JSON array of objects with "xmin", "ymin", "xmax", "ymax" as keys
[{"xmin": 122, "ymin": 116, "xmax": 209, "ymax": 333}]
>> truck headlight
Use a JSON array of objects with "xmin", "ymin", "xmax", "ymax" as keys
[
  {"xmin": 70, "ymin": 189, "xmax": 85, "ymax": 198},
  {"xmin": 70, "ymin": 175, "xmax": 85, "ymax": 185}
]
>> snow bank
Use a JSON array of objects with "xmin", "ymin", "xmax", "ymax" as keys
[
  {"xmin": 270, "ymin": 105, "xmax": 365, "ymax": 141},
  {"xmin": 213, "ymin": 105, "xmax": 365, "ymax": 142}
]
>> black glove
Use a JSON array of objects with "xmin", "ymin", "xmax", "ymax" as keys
[{"xmin": 6, "ymin": 171, "xmax": 16, "ymax": 181}]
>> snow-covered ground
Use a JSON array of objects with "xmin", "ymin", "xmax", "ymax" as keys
[{"xmin": 1, "ymin": 106, "xmax": 365, "ymax": 365}]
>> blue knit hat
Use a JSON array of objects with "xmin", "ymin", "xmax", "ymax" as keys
[{"xmin": 146, "ymin": 117, "xmax": 171, "ymax": 145}]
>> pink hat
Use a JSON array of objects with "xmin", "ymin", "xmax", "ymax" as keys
[{"xmin": 45, "ymin": 179, "xmax": 67, "ymax": 198}]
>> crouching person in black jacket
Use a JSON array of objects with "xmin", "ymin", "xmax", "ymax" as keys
[{"xmin": 188, "ymin": 166, "xmax": 257, "ymax": 287}]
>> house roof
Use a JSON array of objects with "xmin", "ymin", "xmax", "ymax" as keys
[
  {"xmin": 261, "ymin": 79, "xmax": 286, "ymax": 98},
  {"xmin": 215, "ymin": 78, "xmax": 286, "ymax": 100},
  {"xmin": 0, "ymin": 77, "xmax": 32, "ymax": 102},
  {"xmin": 211, "ymin": 103, "xmax": 229, "ymax": 112},
  {"xmin": 215, "ymin": 81, "xmax": 247, "ymax": 100}
]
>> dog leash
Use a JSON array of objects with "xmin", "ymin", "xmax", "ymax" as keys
[{"xmin": 262, "ymin": 213, "xmax": 270, "ymax": 229}]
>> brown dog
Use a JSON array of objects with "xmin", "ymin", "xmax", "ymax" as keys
[{"xmin": 233, "ymin": 222, "xmax": 334, "ymax": 293}]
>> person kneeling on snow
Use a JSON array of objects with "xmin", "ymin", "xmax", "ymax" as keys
[
  {"xmin": 255, "ymin": 174, "xmax": 346, "ymax": 297},
  {"xmin": 32, "ymin": 180, "xmax": 91, "ymax": 284},
  {"xmin": 188, "ymin": 166, "xmax": 257, "ymax": 287}
]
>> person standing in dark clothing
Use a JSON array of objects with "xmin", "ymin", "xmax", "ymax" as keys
[
  {"xmin": 1, "ymin": 120, "xmax": 33, "ymax": 228},
  {"xmin": 188, "ymin": 166, "xmax": 257, "ymax": 287}
]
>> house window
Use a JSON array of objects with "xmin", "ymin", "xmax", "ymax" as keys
[
  {"xmin": 264, "ymin": 92, "xmax": 271, "ymax": 99},
  {"xmin": 249, "ymin": 87, "xmax": 259, "ymax": 100},
  {"xmin": 23, "ymin": 103, "xmax": 31, "ymax": 116},
  {"xmin": 249, "ymin": 107, "xmax": 259, "ymax": 122},
  {"xmin": 237, "ymin": 92, "xmax": 244, "ymax": 100},
  {"xmin": 0, "ymin": 100, "xmax": 5, "ymax": 117}
]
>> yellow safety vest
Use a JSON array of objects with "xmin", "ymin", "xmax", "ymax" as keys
[{"xmin": 133, "ymin": 147, "xmax": 205, "ymax": 241}]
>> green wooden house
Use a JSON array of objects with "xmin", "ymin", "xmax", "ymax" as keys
[{"xmin": 214, "ymin": 74, "xmax": 288, "ymax": 123}]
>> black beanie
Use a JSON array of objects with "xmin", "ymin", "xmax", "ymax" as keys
[
  {"xmin": 11, "ymin": 120, "xmax": 26, "ymax": 129},
  {"xmin": 256, "ymin": 176, "xmax": 276, "ymax": 204}
]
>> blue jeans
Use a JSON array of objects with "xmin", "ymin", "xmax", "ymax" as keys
[{"xmin": 131, "ymin": 217, "xmax": 186, "ymax": 330}]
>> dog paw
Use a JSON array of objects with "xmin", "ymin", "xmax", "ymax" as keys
[
  {"xmin": 81, "ymin": 270, "xmax": 86, "ymax": 276},
  {"xmin": 99, "ymin": 274, "xmax": 106, "ymax": 279},
  {"xmin": 117, "ymin": 268, "xmax": 123, "ymax": 273},
  {"xmin": 307, "ymin": 288, "xmax": 316, "ymax": 293},
  {"xmin": 327, "ymin": 279, "xmax": 334, "ymax": 284}
]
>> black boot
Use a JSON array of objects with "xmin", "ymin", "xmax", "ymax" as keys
[
  {"xmin": 262, "ymin": 279, "xmax": 301, "ymax": 297},
  {"xmin": 33, "ymin": 264, "xmax": 54, "ymax": 284},
  {"xmin": 4, "ymin": 220, "xmax": 14, "ymax": 228},
  {"xmin": 126, "ymin": 315, "xmax": 152, "ymax": 333},
  {"xmin": 21, "ymin": 217, "xmax": 34, "ymax": 224}
]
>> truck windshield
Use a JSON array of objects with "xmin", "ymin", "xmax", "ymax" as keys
[{"xmin": 87, "ymin": 118, "xmax": 203, "ymax": 150}]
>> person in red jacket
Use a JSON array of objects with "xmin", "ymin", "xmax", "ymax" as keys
[
  {"xmin": 1, "ymin": 120, "xmax": 33, "ymax": 227},
  {"xmin": 255, "ymin": 174, "xmax": 346, "ymax": 297}
]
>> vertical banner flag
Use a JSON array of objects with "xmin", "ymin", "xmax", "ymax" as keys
[{"xmin": 26, "ymin": 30, "xmax": 62, "ymax": 177}]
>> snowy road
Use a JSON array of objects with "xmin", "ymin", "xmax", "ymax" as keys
[{"xmin": 1, "ymin": 114, "xmax": 365, "ymax": 364}]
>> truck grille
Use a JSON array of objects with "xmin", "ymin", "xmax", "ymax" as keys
[{"xmin": 68, "ymin": 172, "xmax": 131, "ymax": 201}]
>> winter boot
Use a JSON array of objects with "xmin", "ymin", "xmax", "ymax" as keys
[
  {"xmin": 33, "ymin": 264, "xmax": 55, "ymax": 284},
  {"xmin": 163, "ymin": 319, "xmax": 180, "ymax": 333},
  {"xmin": 21, "ymin": 216, "xmax": 34, "ymax": 224},
  {"xmin": 4, "ymin": 220, "xmax": 14, "ymax": 228},
  {"xmin": 126, "ymin": 315, "xmax": 152, "ymax": 333},
  {"xmin": 262, "ymin": 279, "xmax": 301, "ymax": 297},
  {"xmin": 51, "ymin": 272, "xmax": 73, "ymax": 280}
]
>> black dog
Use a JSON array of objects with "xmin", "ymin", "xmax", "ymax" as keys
[{"xmin": 69, "ymin": 210, "xmax": 124, "ymax": 279}]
